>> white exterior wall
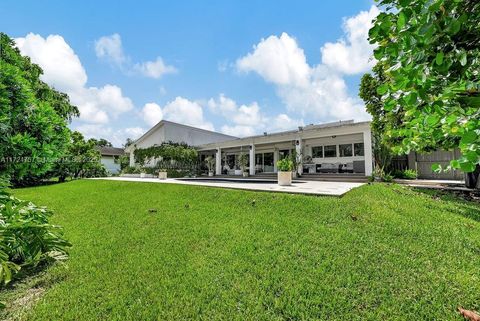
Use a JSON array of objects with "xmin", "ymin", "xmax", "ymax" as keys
[
  {"xmin": 163, "ymin": 122, "xmax": 234, "ymax": 146},
  {"xmin": 101, "ymin": 156, "xmax": 120, "ymax": 174},
  {"xmin": 126, "ymin": 121, "xmax": 236, "ymax": 167}
]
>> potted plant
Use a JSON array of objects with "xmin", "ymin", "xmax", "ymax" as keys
[
  {"xmin": 238, "ymin": 153, "xmax": 249, "ymax": 177},
  {"xmin": 276, "ymin": 158, "xmax": 294, "ymax": 186},
  {"xmin": 205, "ymin": 156, "xmax": 215, "ymax": 177},
  {"xmin": 289, "ymin": 150, "xmax": 302, "ymax": 178},
  {"xmin": 158, "ymin": 168, "xmax": 167, "ymax": 180}
]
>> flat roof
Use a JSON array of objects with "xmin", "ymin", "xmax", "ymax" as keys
[{"xmin": 197, "ymin": 120, "xmax": 371, "ymax": 150}]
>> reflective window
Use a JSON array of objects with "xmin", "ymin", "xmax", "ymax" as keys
[
  {"xmin": 339, "ymin": 144, "xmax": 353, "ymax": 157},
  {"xmin": 312, "ymin": 146, "xmax": 323, "ymax": 158},
  {"xmin": 324, "ymin": 145, "xmax": 337, "ymax": 158},
  {"xmin": 354, "ymin": 143, "xmax": 364, "ymax": 156}
]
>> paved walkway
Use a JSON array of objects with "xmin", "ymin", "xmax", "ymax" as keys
[{"xmin": 95, "ymin": 177, "xmax": 365, "ymax": 196}]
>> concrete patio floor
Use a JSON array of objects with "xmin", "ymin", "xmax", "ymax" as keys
[{"xmin": 94, "ymin": 177, "xmax": 365, "ymax": 196}]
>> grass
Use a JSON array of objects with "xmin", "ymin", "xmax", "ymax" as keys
[{"xmin": 2, "ymin": 180, "xmax": 479, "ymax": 320}]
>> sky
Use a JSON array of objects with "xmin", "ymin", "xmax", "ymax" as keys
[{"xmin": 1, "ymin": 0, "xmax": 379, "ymax": 146}]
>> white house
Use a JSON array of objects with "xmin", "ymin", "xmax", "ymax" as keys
[
  {"xmin": 96, "ymin": 146, "xmax": 124, "ymax": 174},
  {"xmin": 126, "ymin": 119, "xmax": 373, "ymax": 176},
  {"xmin": 197, "ymin": 120, "xmax": 373, "ymax": 176},
  {"xmin": 125, "ymin": 120, "xmax": 237, "ymax": 166}
]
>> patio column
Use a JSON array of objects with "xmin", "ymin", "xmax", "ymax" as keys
[
  {"xmin": 295, "ymin": 139, "xmax": 303, "ymax": 175},
  {"xmin": 249, "ymin": 144, "xmax": 255, "ymax": 176},
  {"xmin": 215, "ymin": 148, "xmax": 222, "ymax": 175},
  {"xmin": 129, "ymin": 148, "xmax": 135, "ymax": 166},
  {"xmin": 363, "ymin": 130, "xmax": 373, "ymax": 176},
  {"xmin": 273, "ymin": 148, "xmax": 279, "ymax": 173}
]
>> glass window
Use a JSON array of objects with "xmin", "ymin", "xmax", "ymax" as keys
[
  {"xmin": 279, "ymin": 149, "xmax": 290, "ymax": 160},
  {"xmin": 354, "ymin": 143, "xmax": 364, "ymax": 156},
  {"xmin": 312, "ymin": 146, "xmax": 323, "ymax": 158},
  {"xmin": 226, "ymin": 155, "xmax": 235, "ymax": 169},
  {"xmin": 324, "ymin": 145, "xmax": 337, "ymax": 158},
  {"xmin": 255, "ymin": 153, "xmax": 263, "ymax": 165},
  {"xmin": 263, "ymin": 152, "xmax": 274, "ymax": 172},
  {"xmin": 339, "ymin": 144, "xmax": 353, "ymax": 157}
]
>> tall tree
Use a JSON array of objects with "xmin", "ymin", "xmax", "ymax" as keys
[
  {"xmin": 367, "ymin": 0, "xmax": 480, "ymax": 184},
  {"xmin": 0, "ymin": 33, "xmax": 79, "ymax": 185}
]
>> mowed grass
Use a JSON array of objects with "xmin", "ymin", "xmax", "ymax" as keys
[{"xmin": 3, "ymin": 180, "xmax": 480, "ymax": 320}]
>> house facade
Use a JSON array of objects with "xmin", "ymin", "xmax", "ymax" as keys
[
  {"xmin": 96, "ymin": 146, "xmax": 124, "ymax": 174},
  {"xmin": 126, "ymin": 119, "xmax": 462, "ymax": 180},
  {"xmin": 125, "ymin": 120, "xmax": 237, "ymax": 166},
  {"xmin": 197, "ymin": 120, "xmax": 373, "ymax": 176}
]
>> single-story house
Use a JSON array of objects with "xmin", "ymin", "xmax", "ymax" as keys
[
  {"xmin": 126, "ymin": 119, "xmax": 463, "ymax": 180},
  {"xmin": 96, "ymin": 146, "xmax": 124, "ymax": 174}
]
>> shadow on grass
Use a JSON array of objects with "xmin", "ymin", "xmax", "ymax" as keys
[
  {"xmin": 0, "ymin": 262, "xmax": 68, "ymax": 320},
  {"xmin": 413, "ymin": 187, "xmax": 480, "ymax": 222}
]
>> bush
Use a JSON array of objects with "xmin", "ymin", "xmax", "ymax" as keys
[
  {"xmin": 392, "ymin": 169, "xmax": 418, "ymax": 179},
  {"xmin": 0, "ymin": 178, "xmax": 71, "ymax": 285},
  {"xmin": 121, "ymin": 166, "xmax": 142, "ymax": 174},
  {"xmin": 277, "ymin": 159, "xmax": 293, "ymax": 171}
]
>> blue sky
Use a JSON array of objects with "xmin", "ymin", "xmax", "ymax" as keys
[{"xmin": 1, "ymin": 0, "xmax": 378, "ymax": 146}]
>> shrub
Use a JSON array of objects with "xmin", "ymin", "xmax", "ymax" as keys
[
  {"xmin": 402, "ymin": 169, "xmax": 418, "ymax": 179},
  {"xmin": 0, "ymin": 178, "xmax": 71, "ymax": 285},
  {"xmin": 277, "ymin": 159, "xmax": 294, "ymax": 172}
]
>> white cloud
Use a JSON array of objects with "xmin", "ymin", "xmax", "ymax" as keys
[
  {"xmin": 208, "ymin": 94, "xmax": 303, "ymax": 137},
  {"xmin": 140, "ymin": 103, "xmax": 163, "ymax": 127},
  {"xmin": 74, "ymin": 124, "xmax": 145, "ymax": 147},
  {"xmin": 235, "ymin": 7, "xmax": 379, "ymax": 123},
  {"xmin": 14, "ymin": 33, "xmax": 87, "ymax": 92},
  {"xmin": 140, "ymin": 98, "xmax": 214, "ymax": 131},
  {"xmin": 321, "ymin": 6, "xmax": 379, "ymax": 74},
  {"xmin": 133, "ymin": 57, "xmax": 177, "ymax": 79},
  {"xmin": 15, "ymin": 33, "xmax": 134, "ymax": 125},
  {"xmin": 94, "ymin": 33, "xmax": 176, "ymax": 79},
  {"xmin": 94, "ymin": 33, "xmax": 127, "ymax": 67},
  {"xmin": 221, "ymin": 125, "xmax": 257, "ymax": 137},
  {"xmin": 236, "ymin": 33, "xmax": 310, "ymax": 87},
  {"xmin": 163, "ymin": 97, "xmax": 214, "ymax": 131}
]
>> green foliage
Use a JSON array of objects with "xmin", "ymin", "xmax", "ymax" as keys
[
  {"xmin": 238, "ymin": 153, "xmax": 249, "ymax": 172},
  {"xmin": 204, "ymin": 156, "xmax": 215, "ymax": 173},
  {"xmin": 89, "ymin": 138, "xmax": 112, "ymax": 147},
  {"xmin": 368, "ymin": 0, "xmax": 480, "ymax": 173},
  {"xmin": 118, "ymin": 154, "xmax": 130, "ymax": 171},
  {"xmin": 134, "ymin": 142, "xmax": 198, "ymax": 166},
  {"xmin": 0, "ymin": 33, "xmax": 79, "ymax": 186},
  {"xmin": 276, "ymin": 158, "xmax": 293, "ymax": 171},
  {"xmin": 393, "ymin": 169, "xmax": 418, "ymax": 179},
  {"xmin": 121, "ymin": 166, "xmax": 142, "ymax": 174},
  {"xmin": 0, "ymin": 178, "xmax": 71, "ymax": 286},
  {"xmin": 50, "ymin": 131, "xmax": 107, "ymax": 182}
]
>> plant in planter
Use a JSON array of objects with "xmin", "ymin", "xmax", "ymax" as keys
[
  {"xmin": 289, "ymin": 150, "xmax": 302, "ymax": 178},
  {"xmin": 238, "ymin": 153, "xmax": 249, "ymax": 177},
  {"xmin": 276, "ymin": 158, "xmax": 294, "ymax": 186},
  {"xmin": 205, "ymin": 156, "xmax": 215, "ymax": 176},
  {"xmin": 158, "ymin": 168, "xmax": 167, "ymax": 180}
]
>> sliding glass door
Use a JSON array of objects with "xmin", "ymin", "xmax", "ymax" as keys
[{"xmin": 255, "ymin": 152, "xmax": 274, "ymax": 173}]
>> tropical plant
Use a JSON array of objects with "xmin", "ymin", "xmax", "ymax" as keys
[
  {"xmin": 50, "ymin": 131, "xmax": 107, "ymax": 182},
  {"xmin": 276, "ymin": 158, "xmax": 294, "ymax": 172},
  {"xmin": 134, "ymin": 142, "xmax": 198, "ymax": 166},
  {"xmin": 238, "ymin": 153, "xmax": 249, "ymax": 173},
  {"xmin": 205, "ymin": 156, "xmax": 215, "ymax": 173},
  {"xmin": 0, "ymin": 33, "xmax": 78, "ymax": 186},
  {"xmin": 0, "ymin": 178, "xmax": 71, "ymax": 286},
  {"xmin": 367, "ymin": 0, "xmax": 480, "ymax": 178}
]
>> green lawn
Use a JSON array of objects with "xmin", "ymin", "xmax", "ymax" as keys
[{"xmin": 2, "ymin": 180, "xmax": 480, "ymax": 320}]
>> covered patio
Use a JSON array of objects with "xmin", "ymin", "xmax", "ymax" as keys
[{"xmin": 197, "ymin": 120, "xmax": 373, "ymax": 177}]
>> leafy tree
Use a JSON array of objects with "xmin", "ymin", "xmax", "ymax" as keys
[
  {"xmin": 90, "ymin": 138, "xmax": 113, "ymax": 147},
  {"xmin": 368, "ymin": 0, "xmax": 480, "ymax": 182},
  {"xmin": 124, "ymin": 138, "xmax": 134, "ymax": 148},
  {"xmin": 0, "ymin": 33, "xmax": 79, "ymax": 186},
  {"xmin": 51, "ymin": 131, "xmax": 107, "ymax": 182}
]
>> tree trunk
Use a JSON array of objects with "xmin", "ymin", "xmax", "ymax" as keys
[{"xmin": 465, "ymin": 164, "xmax": 480, "ymax": 189}]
